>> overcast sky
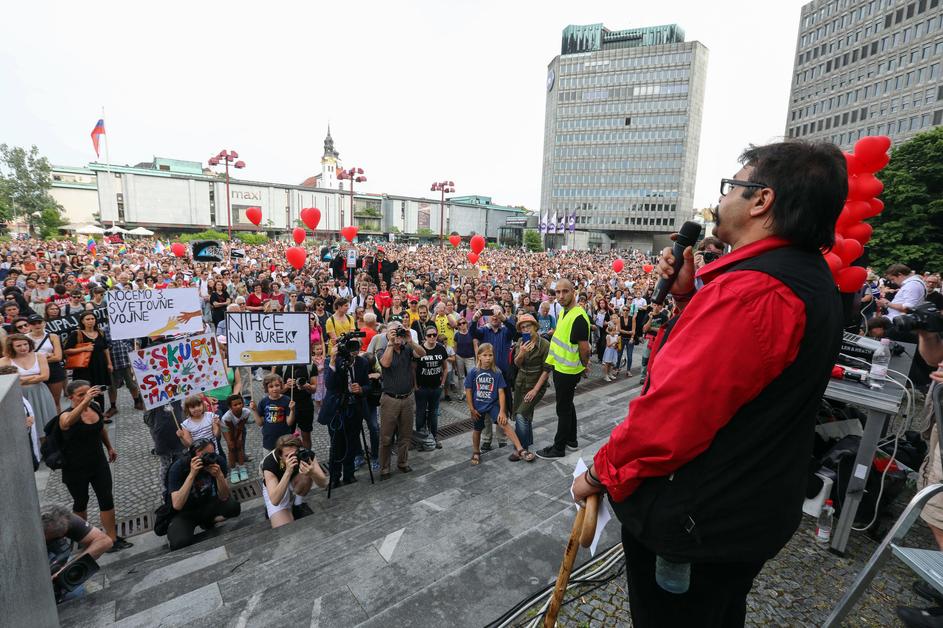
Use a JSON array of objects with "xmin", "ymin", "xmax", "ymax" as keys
[{"xmin": 0, "ymin": 0, "xmax": 808, "ymax": 214}]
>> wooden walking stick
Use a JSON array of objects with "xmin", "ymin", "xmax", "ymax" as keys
[{"xmin": 544, "ymin": 493, "xmax": 600, "ymax": 627}]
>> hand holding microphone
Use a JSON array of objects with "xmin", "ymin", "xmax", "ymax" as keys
[{"xmin": 652, "ymin": 221, "xmax": 702, "ymax": 305}]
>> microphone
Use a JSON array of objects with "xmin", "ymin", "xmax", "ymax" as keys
[{"xmin": 651, "ymin": 221, "xmax": 702, "ymax": 305}]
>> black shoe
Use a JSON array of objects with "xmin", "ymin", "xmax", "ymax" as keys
[
  {"xmin": 380, "ymin": 473, "xmax": 392, "ymax": 481},
  {"xmin": 914, "ymin": 581, "xmax": 943, "ymax": 606},
  {"xmin": 566, "ymin": 440, "xmax": 579, "ymax": 450},
  {"xmin": 896, "ymin": 605, "xmax": 943, "ymax": 627},
  {"xmin": 331, "ymin": 479, "xmax": 343, "ymax": 489},
  {"xmin": 292, "ymin": 502, "xmax": 314, "ymax": 520},
  {"xmin": 443, "ymin": 395, "xmax": 452, "ymax": 402},
  {"xmin": 399, "ymin": 466, "xmax": 413, "ymax": 473},
  {"xmin": 343, "ymin": 476, "xmax": 358, "ymax": 485},
  {"xmin": 498, "ymin": 442, "xmax": 508, "ymax": 448},
  {"xmin": 481, "ymin": 443, "xmax": 493, "ymax": 452},
  {"xmin": 106, "ymin": 537, "xmax": 133, "ymax": 553},
  {"xmin": 535, "ymin": 446, "xmax": 565, "ymax": 460}
]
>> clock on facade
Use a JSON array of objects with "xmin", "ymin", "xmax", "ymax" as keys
[{"xmin": 547, "ymin": 68, "xmax": 555, "ymax": 92}]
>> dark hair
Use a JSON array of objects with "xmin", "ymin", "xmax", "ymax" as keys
[
  {"xmin": 739, "ymin": 141, "xmax": 847, "ymax": 251},
  {"xmin": 698, "ymin": 236, "xmax": 725, "ymax": 251},
  {"xmin": 885, "ymin": 263, "xmax": 911, "ymax": 276},
  {"xmin": 226, "ymin": 393, "xmax": 243, "ymax": 404}
]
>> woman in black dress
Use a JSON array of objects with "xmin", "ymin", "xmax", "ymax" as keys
[
  {"xmin": 209, "ymin": 280, "xmax": 231, "ymax": 329},
  {"xmin": 64, "ymin": 311, "xmax": 113, "ymax": 421}
]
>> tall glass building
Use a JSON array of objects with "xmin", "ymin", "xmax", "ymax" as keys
[
  {"xmin": 540, "ymin": 23, "xmax": 708, "ymax": 251},
  {"xmin": 786, "ymin": 0, "xmax": 943, "ymax": 148}
]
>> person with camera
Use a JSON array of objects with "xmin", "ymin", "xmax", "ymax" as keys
[
  {"xmin": 377, "ymin": 321, "xmax": 426, "ymax": 479},
  {"xmin": 318, "ymin": 332, "xmax": 371, "ymax": 487},
  {"xmin": 43, "ymin": 503, "xmax": 112, "ymax": 603},
  {"xmin": 878, "ymin": 264, "xmax": 927, "ymax": 320},
  {"xmin": 261, "ymin": 434, "xmax": 327, "ymax": 528},
  {"xmin": 165, "ymin": 437, "xmax": 241, "ymax": 551}
]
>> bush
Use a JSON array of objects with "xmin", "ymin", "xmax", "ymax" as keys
[
  {"xmin": 178, "ymin": 229, "xmax": 228, "ymax": 243},
  {"xmin": 235, "ymin": 233, "xmax": 268, "ymax": 245},
  {"xmin": 523, "ymin": 229, "xmax": 543, "ymax": 252}
]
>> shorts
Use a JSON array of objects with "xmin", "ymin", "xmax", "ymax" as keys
[
  {"xmin": 261, "ymin": 481, "xmax": 294, "ymax": 518},
  {"xmin": 472, "ymin": 408, "xmax": 499, "ymax": 432},
  {"xmin": 111, "ymin": 367, "xmax": 137, "ymax": 391}
]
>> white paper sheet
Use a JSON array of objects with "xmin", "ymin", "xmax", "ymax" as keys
[{"xmin": 572, "ymin": 457, "xmax": 612, "ymax": 556}]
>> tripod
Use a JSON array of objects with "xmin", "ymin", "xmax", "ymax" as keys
[{"xmin": 325, "ymin": 363, "xmax": 375, "ymax": 499}]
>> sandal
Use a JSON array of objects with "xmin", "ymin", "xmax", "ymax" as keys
[
  {"xmin": 105, "ymin": 407, "xmax": 118, "ymax": 419},
  {"xmin": 471, "ymin": 452, "xmax": 481, "ymax": 465},
  {"xmin": 518, "ymin": 449, "xmax": 536, "ymax": 463}
]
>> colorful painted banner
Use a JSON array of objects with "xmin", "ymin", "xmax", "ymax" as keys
[
  {"xmin": 130, "ymin": 332, "xmax": 227, "ymax": 410},
  {"xmin": 106, "ymin": 287, "xmax": 203, "ymax": 340},
  {"xmin": 225, "ymin": 312, "xmax": 310, "ymax": 367}
]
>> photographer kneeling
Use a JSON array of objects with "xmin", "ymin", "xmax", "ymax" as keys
[
  {"xmin": 318, "ymin": 331, "xmax": 371, "ymax": 488},
  {"xmin": 43, "ymin": 504, "xmax": 112, "ymax": 603},
  {"xmin": 261, "ymin": 435, "xmax": 328, "ymax": 528},
  {"xmin": 166, "ymin": 437, "xmax": 241, "ymax": 551}
]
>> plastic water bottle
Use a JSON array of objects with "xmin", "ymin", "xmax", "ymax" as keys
[
  {"xmin": 816, "ymin": 499, "xmax": 834, "ymax": 544},
  {"xmin": 868, "ymin": 339, "xmax": 891, "ymax": 388},
  {"xmin": 655, "ymin": 555, "xmax": 690, "ymax": 594}
]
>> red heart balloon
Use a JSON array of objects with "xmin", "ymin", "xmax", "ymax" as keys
[
  {"xmin": 836, "ymin": 266, "xmax": 867, "ymax": 293},
  {"xmin": 470, "ymin": 234, "xmax": 486, "ymax": 254},
  {"xmin": 853, "ymin": 136, "xmax": 891, "ymax": 172},
  {"xmin": 612, "ymin": 259, "xmax": 624, "ymax": 273},
  {"xmin": 642, "ymin": 264, "xmax": 654, "ymax": 274},
  {"xmin": 449, "ymin": 234, "xmax": 461, "ymax": 248},
  {"xmin": 286, "ymin": 246, "xmax": 306, "ymax": 270},
  {"xmin": 856, "ymin": 173, "xmax": 884, "ymax": 199},
  {"xmin": 842, "ymin": 221, "xmax": 873, "ymax": 245},
  {"xmin": 864, "ymin": 198, "xmax": 884, "ymax": 218},
  {"xmin": 245, "ymin": 206, "xmax": 262, "ymax": 226},
  {"xmin": 838, "ymin": 238, "xmax": 863, "ymax": 266},
  {"xmin": 824, "ymin": 252, "xmax": 843, "ymax": 275},
  {"xmin": 341, "ymin": 226, "xmax": 359, "ymax": 242},
  {"xmin": 844, "ymin": 200, "xmax": 871, "ymax": 222},
  {"xmin": 836, "ymin": 204, "xmax": 856, "ymax": 231},
  {"xmin": 467, "ymin": 252, "xmax": 479, "ymax": 264},
  {"xmin": 846, "ymin": 176, "xmax": 868, "ymax": 201},
  {"xmin": 300, "ymin": 207, "xmax": 321, "ymax": 230},
  {"xmin": 843, "ymin": 151, "xmax": 862, "ymax": 176},
  {"xmin": 292, "ymin": 227, "xmax": 306, "ymax": 245},
  {"xmin": 171, "ymin": 242, "xmax": 187, "ymax": 258}
]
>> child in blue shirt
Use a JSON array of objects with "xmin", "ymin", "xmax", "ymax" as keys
[
  {"xmin": 464, "ymin": 342, "xmax": 534, "ymax": 465},
  {"xmin": 252, "ymin": 374, "xmax": 295, "ymax": 454}
]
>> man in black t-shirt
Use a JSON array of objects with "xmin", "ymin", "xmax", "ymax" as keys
[
  {"xmin": 165, "ymin": 439, "xmax": 241, "ymax": 551},
  {"xmin": 43, "ymin": 504, "xmax": 113, "ymax": 602},
  {"xmin": 414, "ymin": 328, "xmax": 449, "ymax": 450}
]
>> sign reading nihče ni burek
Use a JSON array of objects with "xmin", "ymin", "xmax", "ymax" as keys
[
  {"xmin": 130, "ymin": 332, "xmax": 227, "ymax": 410},
  {"xmin": 225, "ymin": 312, "xmax": 311, "ymax": 367},
  {"xmin": 106, "ymin": 288, "xmax": 203, "ymax": 340}
]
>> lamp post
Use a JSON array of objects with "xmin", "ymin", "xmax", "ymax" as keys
[
  {"xmin": 336, "ymin": 167, "xmax": 366, "ymax": 239},
  {"xmin": 430, "ymin": 180, "xmax": 455, "ymax": 248},
  {"xmin": 207, "ymin": 150, "xmax": 245, "ymax": 240}
]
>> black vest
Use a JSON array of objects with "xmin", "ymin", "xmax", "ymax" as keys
[{"xmin": 611, "ymin": 245, "xmax": 842, "ymax": 563}]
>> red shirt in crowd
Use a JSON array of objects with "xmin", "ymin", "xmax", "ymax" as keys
[
  {"xmin": 246, "ymin": 292, "xmax": 270, "ymax": 310},
  {"xmin": 375, "ymin": 290, "xmax": 392, "ymax": 312},
  {"xmin": 594, "ymin": 237, "xmax": 808, "ymax": 502}
]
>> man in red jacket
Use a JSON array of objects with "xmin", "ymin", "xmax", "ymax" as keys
[{"xmin": 572, "ymin": 141, "xmax": 847, "ymax": 627}]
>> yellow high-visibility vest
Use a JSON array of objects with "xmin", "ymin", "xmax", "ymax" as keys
[{"xmin": 546, "ymin": 306, "xmax": 590, "ymax": 374}]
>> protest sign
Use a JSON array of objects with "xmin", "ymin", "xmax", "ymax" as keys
[
  {"xmin": 107, "ymin": 287, "xmax": 203, "ymax": 340},
  {"xmin": 45, "ymin": 307, "xmax": 110, "ymax": 345},
  {"xmin": 225, "ymin": 312, "xmax": 310, "ymax": 367},
  {"xmin": 130, "ymin": 332, "xmax": 227, "ymax": 410}
]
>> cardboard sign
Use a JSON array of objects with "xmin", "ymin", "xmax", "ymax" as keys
[
  {"xmin": 130, "ymin": 332, "xmax": 227, "ymax": 410},
  {"xmin": 44, "ymin": 307, "xmax": 110, "ymax": 345},
  {"xmin": 225, "ymin": 312, "xmax": 310, "ymax": 367},
  {"xmin": 106, "ymin": 288, "xmax": 203, "ymax": 340}
]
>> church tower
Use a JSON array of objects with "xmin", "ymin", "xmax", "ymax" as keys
[{"xmin": 320, "ymin": 125, "xmax": 342, "ymax": 190}]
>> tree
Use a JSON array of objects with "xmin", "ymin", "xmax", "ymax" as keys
[
  {"xmin": 417, "ymin": 227, "xmax": 434, "ymax": 236},
  {"xmin": 868, "ymin": 127, "xmax": 943, "ymax": 273},
  {"xmin": 523, "ymin": 229, "xmax": 543, "ymax": 252},
  {"xmin": 0, "ymin": 144, "xmax": 67, "ymax": 238}
]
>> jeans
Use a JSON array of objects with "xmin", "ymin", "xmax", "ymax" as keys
[
  {"xmin": 414, "ymin": 387, "xmax": 442, "ymax": 446},
  {"xmin": 618, "ymin": 339, "xmax": 635, "ymax": 371},
  {"xmin": 515, "ymin": 414, "xmax": 533, "ymax": 450},
  {"xmin": 366, "ymin": 405, "xmax": 379, "ymax": 461},
  {"xmin": 552, "ymin": 369, "xmax": 581, "ymax": 452}
]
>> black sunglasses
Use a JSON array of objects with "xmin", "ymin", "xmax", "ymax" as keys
[{"xmin": 720, "ymin": 178, "xmax": 769, "ymax": 196}]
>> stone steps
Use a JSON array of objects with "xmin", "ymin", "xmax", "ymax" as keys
[{"xmin": 58, "ymin": 378, "xmax": 639, "ymax": 627}]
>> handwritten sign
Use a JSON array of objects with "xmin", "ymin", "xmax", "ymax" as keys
[
  {"xmin": 130, "ymin": 332, "xmax": 226, "ymax": 410},
  {"xmin": 225, "ymin": 312, "xmax": 310, "ymax": 367},
  {"xmin": 107, "ymin": 288, "xmax": 203, "ymax": 340},
  {"xmin": 45, "ymin": 307, "xmax": 110, "ymax": 345}
]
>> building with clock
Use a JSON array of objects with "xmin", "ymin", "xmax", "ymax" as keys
[{"xmin": 540, "ymin": 23, "xmax": 708, "ymax": 251}]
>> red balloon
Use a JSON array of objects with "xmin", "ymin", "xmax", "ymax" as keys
[
  {"xmin": 853, "ymin": 135, "xmax": 891, "ymax": 172},
  {"xmin": 843, "ymin": 151, "xmax": 862, "ymax": 176},
  {"xmin": 844, "ymin": 200, "xmax": 871, "ymax": 222},
  {"xmin": 286, "ymin": 246, "xmax": 306, "ymax": 270},
  {"xmin": 824, "ymin": 252, "xmax": 843, "ymax": 275},
  {"xmin": 448, "ymin": 234, "xmax": 461, "ymax": 248},
  {"xmin": 838, "ymin": 238, "xmax": 863, "ymax": 266},
  {"xmin": 842, "ymin": 221, "xmax": 873, "ymax": 245},
  {"xmin": 292, "ymin": 227, "xmax": 306, "ymax": 245},
  {"xmin": 341, "ymin": 225, "xmax": 359, "ymax": 242},
  {"xmin": 467, "ymin": 252, "xmax": 479, "ymax": 264},
  {"xmin": 836, "ymin": 205, "xmax": 855, "ymax": 231},
  {"xmin": 642, "ymin": 264, "xmax": 654, "ymax": 274},
  {"xmin": 171, "ymin": 242, "xmax": 186, "ymax": 258},
  {"xmin": 612, "ymin": 258, "xmax": 624, "ymax": 273},
  {"xmin": 300, "ymin": 207, "xmax": 321, "ymax": 230},
  {"xmin": 470, "ymin": 234, "xmax": 486, "ymax": 254},
  {"xmin": 245, "ymin": 206, "xmax": 262, "ymax": 226},
  {"xmin": 856, "ymin": 173, "xmax": 884, "ymax": 199},
  {"xmin": 865, "ymin": 198, "xmax": 884, "ymax": 218},
  {"xmin": 836, "ymin": 266, "xmax": 868, "ymax": 293}
]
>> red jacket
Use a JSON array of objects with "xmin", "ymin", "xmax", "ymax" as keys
[{"xmin": 594, "ymin": 237, "xmax": 808, "ymax": 502}]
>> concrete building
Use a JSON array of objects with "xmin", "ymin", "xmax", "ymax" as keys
[
  {"xmin": 786, "ymin": 0, "xmax": 943, "ymax": 148},
  {"xmin": 540, "ymin": 23, "xmax": 708, "ymax": 251}
]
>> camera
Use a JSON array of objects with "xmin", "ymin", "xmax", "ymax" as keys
[
  {"xmin": 296, "ymin": 448, "xmax": 316, "ymax": 464},
  {"xmin": 200, "ymin": 452, "xmax": 220, "ymax": 467},
  {"xmin": 701, "ymin": 251, "xmax": 720, "ymax": 264},
  {"xmin": 892, "ymin": 302, "xmax": 943, "ymax": 334},
  {"xmin": 395, "ymin": 327, "xmax": 409, "ymax": 338},
  {"xmin": 51, "ymin": 554, "xmax": 100, "ymax": 601},
  {"xmin": 336, "ymin": 330, "xmax": 366, "ymax": 369}
]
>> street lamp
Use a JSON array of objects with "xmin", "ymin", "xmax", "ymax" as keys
[
  {"xmin": 207, "ymin": 149, "xmax": 245, "ymax": 240},
  {"xmin": 430, "ymin": 180, "xmax": 455, "ymax": 248},
  {"xmin": 336, "ymin": 167, "xmax": 367, "ymax": 238}
]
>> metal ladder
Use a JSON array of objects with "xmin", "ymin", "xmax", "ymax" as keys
[{"xmin": 824, "ymin": 384, "xmax": 943, "ymax": 627}]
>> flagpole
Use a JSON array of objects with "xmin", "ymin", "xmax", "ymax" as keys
[{"xmin": 101, "ymin": 106, "xmax": 114, "ymax": 229}]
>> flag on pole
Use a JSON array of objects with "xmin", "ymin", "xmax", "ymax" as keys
[
  {"xmin": 568, "ymin": 213, "xmax": 576, "ymax": 232},
  {"xmin": 557, "ymin": 213, "xmax": 565, "ymax": 233},
  {"xmin": 86, "ymin": 238, "xmax": 97, "ymax": 254},
  {"xmin": 539, "ymin": 210, "xmax": 546, "ymax": 234},
  {"xmin": 153, "ymin": 241, "xmax": 165, "ymax": 255},
  {"xmin": 91, "ymin": 119, "xmax": 106, "ymax": 158},
  {"xmin": 548, "ymin": 211, "xmax": 557, "ymax": 234}
]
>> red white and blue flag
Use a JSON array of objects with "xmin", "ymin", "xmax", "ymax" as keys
[{"xmin": 91, "ymin": 119, "xmax": 105, "ymax": 157}]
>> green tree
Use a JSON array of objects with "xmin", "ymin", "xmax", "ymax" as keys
[
  {"xmin": 417, "ymin": 227, "xmax": 434, "ymax": 237},
  {"xmin": 0, "ymin": 144, "xmax": 67, "ymax": 238},
  {"xmin": 523, "ymin": 229, "xmax": 543, "ymax": 252},
  {"xmin": 868, "ymin": 127, "xmax": 943, "ymax": 272}
]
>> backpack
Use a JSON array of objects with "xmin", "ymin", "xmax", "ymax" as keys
[{"xmin": 41, "ymin": 415, "xmax": 67, "ymax": 470}]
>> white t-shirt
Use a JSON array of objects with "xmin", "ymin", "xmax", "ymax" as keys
[
  {"xmin": 181, "ymin": 412, "xmax": 218, "ymax": 451},
  {"xmin": 887, "ymin": 276, "xmax": 926, "ymax": 320}
]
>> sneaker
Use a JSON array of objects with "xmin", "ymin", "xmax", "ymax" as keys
[
  {"xmin": 535, "ymin": 446, "xmax": 565, "ymax": 460},
  {"xmin": 230, "ymin": 469, "xmax": 240, "ymax": 484},
  {"xmin": 371, "ymin": 459, "xmax": 380, "ymax": 472},
  {"xmin": 566, "ymin": 440, "xmax": 579, "ymax": 450},
  {"xmin": 896, "ymin": 605, "xmax": 943, "ymax": 627},
  {"xmin": 354, "ymin": 455, "xmax": 365, "ymax": 470},
  {"xmin": 106, "ymin": 537, "xmax": 134, "ymax": 553},
  {"xmin": 238, "ymin": 466, "xmax": 248, "ymax": 482},
  {"xmin": 254, "ymin": 370, "xmax": 263, "ymax": 382}
]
